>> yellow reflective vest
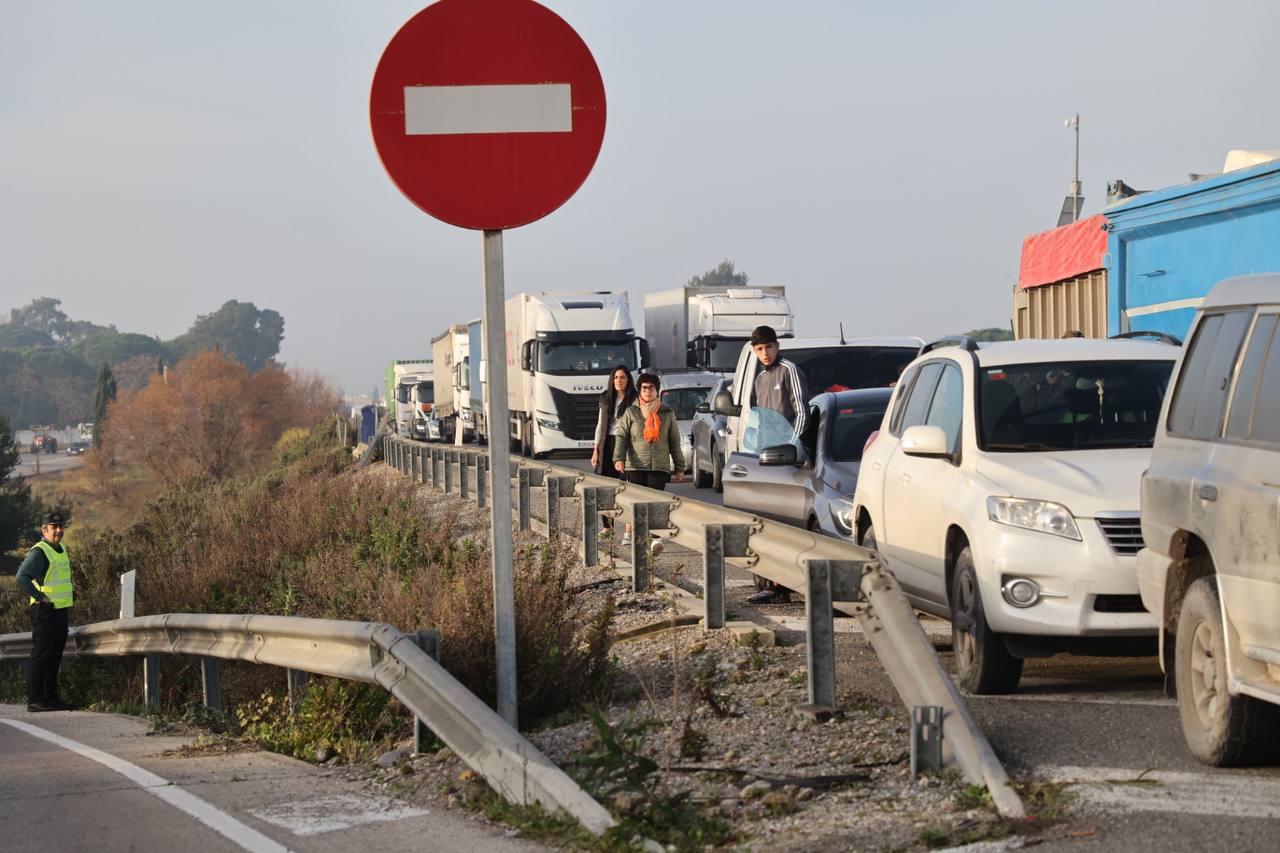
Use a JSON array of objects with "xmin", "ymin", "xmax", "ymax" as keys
[{"xmin": 30, "ymin": 541, "xmax": 74, "ymax": 609}]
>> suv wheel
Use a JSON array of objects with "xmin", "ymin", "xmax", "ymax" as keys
[
  {"xmin": 1175, "ymin": 577, "xmax": 1280, "ymax": 766},
  {"xmin": 950, "ymin": 547, "xmax": 1023, "ymax": 694},
  {"xmin": 692, "ymin": 445, "xmax": 712, "ymax": 488}
]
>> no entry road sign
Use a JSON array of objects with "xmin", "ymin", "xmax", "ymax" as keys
[{"xmin": 370, "ymin": 0, "xmax": 607, "ymax": 230}]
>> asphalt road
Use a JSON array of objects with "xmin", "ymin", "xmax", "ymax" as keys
[
  {"xmin": 0, "ymin": 707, "xmax": 544, "ymax": 853},
  {"xmin": 15, "ymin": 451, "xmax": 85, "ymax": 478}
]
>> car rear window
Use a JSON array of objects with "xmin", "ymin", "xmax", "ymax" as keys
[{"xmin": 829, "ymin": 403, "xmax": 889, "ymax": 461}]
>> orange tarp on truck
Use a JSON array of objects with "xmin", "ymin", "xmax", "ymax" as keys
[{"xmin": 1018, "ymin": 214, "xmax": 1108, "ymax": 289}]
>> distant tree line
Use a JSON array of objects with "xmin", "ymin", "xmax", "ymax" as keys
[{"xmin": 0, "ymin": 298, "xmax": 284, "ymax": 429}]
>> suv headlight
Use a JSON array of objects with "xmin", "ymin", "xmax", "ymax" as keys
[
  {"xmin": 829, "ymin": 497, "xmax": 855, "ymax": 537},
  {"xmin": 986, "ymin": 497, "xmax": 1081, "ymax": 540}
]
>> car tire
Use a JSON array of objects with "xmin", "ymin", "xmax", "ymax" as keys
[
  {"xmin": 712, "ymin": 449, "xmax": 724, "ymax": 493},
  {"xmin": 692, "ymin": 445, "xmax": 712, "ymax": 488},
  {"xmin": 1175, "ymin": 576, "xmax": 1280, "ymax": 766},
  {"xmin": 950, "ymin": 547, "xmax": 1023, "ymax": 694}
]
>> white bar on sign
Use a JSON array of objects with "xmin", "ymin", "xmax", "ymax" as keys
[{"xmin": 404, "ymin": 84, "xmax": 572, "ymax": 135}]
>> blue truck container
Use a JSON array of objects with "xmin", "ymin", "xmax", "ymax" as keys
[{"xmin": 1105, "ymin": 158, "xmax": 1280, "ymax": 339}]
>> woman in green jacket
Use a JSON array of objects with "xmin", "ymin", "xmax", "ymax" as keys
[{"xmin": 613, "ymin": 372, "xmax": 685, "ymax": 545}]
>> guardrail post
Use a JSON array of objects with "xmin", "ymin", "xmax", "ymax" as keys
[
  {"xmin": 630, "ymin": 503, "xmax": 671, "ymax": 592},
  {"xmin": 579, "ymin": 486, "xmax": 616, "ymax": 566},
  {"xmin": 201, "ymin": 657, "xmax": 222, "ymax": 712},
  {"xmin": 431, "ymin": 448, "xmax": 443, "ymax": 489},
  {"xmin": 144, "ymin": 655, "xmax": 160, "ymax": 707},
  {"xmin": 459, "ymin": 453, "xmax": 470, "ymax": 500},
  {"xmin": 475, "ymin": 455, "xmax": 487, "ymax": 508},
  {"xmin": 411, "ymin": 629, "xmax": 442, "ymax": 753},
  {"xmin": 518, "ymin": 468, "xmax": 544, "ymax": 531},
  {"xmin": 544, "ymin": 476, "xmax": 560, "ymax": 537},
  {"xmin": 800, "ymin": 559, "xmax": 862, "ymax": 719},
  {"xmin": 911, "ymin": 705, "xmax": 944, "ymax": 776},
  {"xmin": 287, "ymin": 668, "xmax": 309, "ymax": 716},
  {"xmin": 417, "ymin": 445, "xmax": 428, "ymax": 483},
  {"xmin": 702, "ymin": 523, "xmax": 752, "ymax": 630}
]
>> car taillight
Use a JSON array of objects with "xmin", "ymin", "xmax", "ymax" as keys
[{"xmin": 864, "ymin": 430, "xmax": 879, "ymax": 453}]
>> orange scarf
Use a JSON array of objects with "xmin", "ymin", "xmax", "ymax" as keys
[{"xmin": 640, "ymin": 399, "xmax": 662, "ymax": 443}]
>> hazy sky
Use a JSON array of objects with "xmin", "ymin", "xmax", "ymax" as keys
[{"xmin": 5, "ymin": 1, "xmax": 1279, "ymax": 392}]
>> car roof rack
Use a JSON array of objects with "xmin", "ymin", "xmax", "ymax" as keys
[
  {"xmin": 1109, "ymin": 330, "xmax": 1183, "ymax": 346},
  {"xmin": 918, "ymin": 335, "xmax": 981, "ymax": 356}
]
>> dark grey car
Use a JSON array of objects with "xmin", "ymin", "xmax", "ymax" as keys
[
  {"xmin": 723, "ymin": 387, "xmax": 891, "ymax": 537},
  {"xmin": 691, "ymin": 377, "xmax": 731, "ymax": 492}
]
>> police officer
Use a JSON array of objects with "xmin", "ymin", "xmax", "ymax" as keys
[{"xmin": 15, "ymin": 511, "xmax": 76, "ymax": 712}]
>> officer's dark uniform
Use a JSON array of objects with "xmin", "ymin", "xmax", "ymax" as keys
[{"xmin": 15, "ymin": 511, "xmax": 75, "ymax": 712}]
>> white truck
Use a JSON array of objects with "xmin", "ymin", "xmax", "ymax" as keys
[
  {"xmin": 384, "ymin": 360, "xmax": 435, "ymax": 440},
  {"xmin": 506, "ymin": 291, "xmax": 649, "ymax": 458},
  {"xmin": 430, "ymin": 324, "xmax": 474, "ymax": 443},
  {"xmin": 467, "ymin": 319, "xmax": 488, "ymax": 444},
  {"xmin": 644, "ymin": 285, "xmax": 793, "ymax": 373}
]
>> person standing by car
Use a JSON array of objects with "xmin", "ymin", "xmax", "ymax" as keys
[
  {"xmin": 15, "ymin": 511, "xmax": 76, "ymax": 712},
  {"xmin": 614, "ymin": 373, "xmax": 685, "ymax": 544},
  {"xmin": 592, "ymin": 365, "xmax": 636, "ymax": 478},
  {"xmin": 747, "ymin": 325, "xmax": 809, "ymax": 603}
]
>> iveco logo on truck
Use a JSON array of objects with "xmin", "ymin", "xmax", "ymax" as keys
[{"xmin": 572, "ymin": 384, "xmax": 606, "ymax": 392}]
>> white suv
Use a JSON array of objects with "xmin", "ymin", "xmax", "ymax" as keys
[
  {"xmin": 1138, "ymin": 275, "xmax": 1280, "ymax": 766},
  {"xmin": 853, "ymin": 336, "xmax": 1178, "ymax": 693}
]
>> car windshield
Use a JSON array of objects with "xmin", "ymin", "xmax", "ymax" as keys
[
  {"xmin": 538, "ymin": 340, "xmax": 637, "ymax": 375},
  {"xmin": 785, "ymin": 346, "xmax": 918, "ymax": 395},
  {"xmin": 415, "ymin": 382, "xmax": 434, "ymax": 403},
  {"xmin": 828, "ymin": 403, "xmax": 888, "ymax": 461},
  {"xmin": 705, "ymin": 338, "xmax": 747, "ymax": 370},
  {"xmin": 978, "ymin": 360, "xmax": 1174, "ymax": 451},
  {"xmin": 661, "ymin": 387, "xmax": 711, "ymax": 420}
]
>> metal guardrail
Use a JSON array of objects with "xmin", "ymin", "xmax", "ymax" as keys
[
  {"xmin": 0, "ymin": 613, "xmax": 615, "ymax": 835},
  {"xmin": 381, "ymin": 435, "xmax": 1025, "ymax": 819}
]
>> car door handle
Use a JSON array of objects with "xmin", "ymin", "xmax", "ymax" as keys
[
  {"xmin": 728, "ymin": 464, "xmax": 748, "ymax": 477},
  {"xmin": 1198, "ymin": 484, "xmax": 1218, "ymax": 502},
  {"xmin": 899, "ymin": 473, "xmax": 911, "ymax": 485}
]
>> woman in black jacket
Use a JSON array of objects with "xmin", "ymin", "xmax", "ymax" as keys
[{"xmin": 592, "ymin": 365, "xmax": 636, "ymax": 477}]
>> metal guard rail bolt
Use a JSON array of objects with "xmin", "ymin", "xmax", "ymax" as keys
[
  {"xmin": 0, "ymin": 613, "xmax": 614, "ymax": 835},
  {"xmin": 380, "ymin": 436, "xmax": 1026, "ymax": 820}
]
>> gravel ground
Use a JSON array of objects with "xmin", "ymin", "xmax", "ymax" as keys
[{"xmin": 341, "ymin": 464, "xmax": 1049, "ymax": 850}]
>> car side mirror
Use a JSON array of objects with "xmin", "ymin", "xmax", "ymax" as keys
[
  {"xmin": 759, "ymin": 443, "xmax": 799, "ymax": 466},
  {"xmin": 695, "ymin": 401, "xmax": 711, "ymax": 414},
  {"xmin": 713, "ymin": 391, "xmax": 740, "ymax": 417},
  {"xmin": 901, "ymin": 424, "xmax": 951, "ymax": 460}
]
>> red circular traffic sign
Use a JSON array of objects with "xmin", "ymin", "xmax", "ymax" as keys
[{"xmin": 370, "ymin": 0, "xmax": 606, "ymax": 230}]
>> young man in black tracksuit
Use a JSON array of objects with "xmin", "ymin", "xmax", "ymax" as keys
[{"xmin": 746, "ymin": 325, "xmax": 809, "ymax": 605}]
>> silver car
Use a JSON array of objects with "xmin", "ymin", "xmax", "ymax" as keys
[
  {"xmin": 691, "ymin": 377, "xmax": 731, "ymax": 491},
  {"xmin": 723, "ymin": 387, "xmax": 892, "ymax": 537},
  {"xmin": 655, "ymin": 370, "xmax": 719, "ymax": 473}
]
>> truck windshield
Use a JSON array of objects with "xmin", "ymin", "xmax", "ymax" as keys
[
  {"xmin": 783, "ymin": 346, "xmax": 918, "ymax": 395},
  {"xmin": 537, "ymin": 340, "xmax": 636, "ymax": 375},
  {"xmin": 661, "ymin": 387, "xmax": 712, "ymax": 420},
  {"xmin": 414, "ymin": 382, "xmax": 434, "ymax": 404},
  {"xmin": 978, "ymin": 360, "xmax": 1173, "ymax": 451},
  {"xmin": 705, "ymin": 338, "xmax": 747, "ymax": 370}
]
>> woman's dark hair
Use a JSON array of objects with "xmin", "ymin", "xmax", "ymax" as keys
[{"xmin": 601, "ymin": 364, "xmax": 636, "ymax": 415}]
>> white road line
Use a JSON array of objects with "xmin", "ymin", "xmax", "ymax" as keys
[
  {"xmin": 1, "ymin": 719, "xmax": 291, "ymax": 853},
  {"xmin": 1034, "ymin": 764, "xmax": 1280, "ymax": 819},
  {"xmin": 404, "ymin": 84, "xmax": 572, "ymax": 135}
]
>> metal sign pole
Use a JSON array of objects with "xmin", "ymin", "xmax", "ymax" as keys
[{"xmin": 483, "ymin": 228, "xmax": 518, "ymax": 727}]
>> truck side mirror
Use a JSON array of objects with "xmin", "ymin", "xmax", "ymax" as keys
[
  {"xmin": 521, "ymin": 341, "xmax": 534, "ymax": 372},
  {"xmin": 638, "ymin": 339, "xmax": 651, "ymax": 369},
  {"xmin": 713, "ymin": 391, "xmax": 740, "ymax": 417}
]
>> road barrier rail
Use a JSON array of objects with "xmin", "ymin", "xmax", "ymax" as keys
[
  {"xmin": 382, "ymin": 434, "xmax": 1025, "ymax": 819},
  {"xmin": 0, "ymin": 612, "xmax": 615, "ymax": 835}
]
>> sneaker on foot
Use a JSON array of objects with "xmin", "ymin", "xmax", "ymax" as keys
[
  {"xmin": 746, "ymin": 587, "xmax": 791, "ymax": 605},
  {"xmin": 650, "ymin": 540, "xmax": 664, "ymax": 558},
  {"xmin": 621, "ymin": 531, "xmax": 632, "ymax": 546},
  {"xmin": 27, "ymin": 702, "xmax": 58, "ymax": 713}
]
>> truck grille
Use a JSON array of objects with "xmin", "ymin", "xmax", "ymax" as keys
[
  {"xmin": 1096, "ymin": 514, "xmax": 1143, "ymax": 556},
  {"xmin": 548, "ymin": 388, "xmax": 600, "ymax": 441}
]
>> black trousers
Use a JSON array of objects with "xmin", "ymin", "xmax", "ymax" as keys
[
  {"xmin": 626, "ymin": 470, "xmax": 670, "ymax": 491},
  {"xmin": 28, "ymin": 604, "xmax": 68, "ymax": 704}
]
